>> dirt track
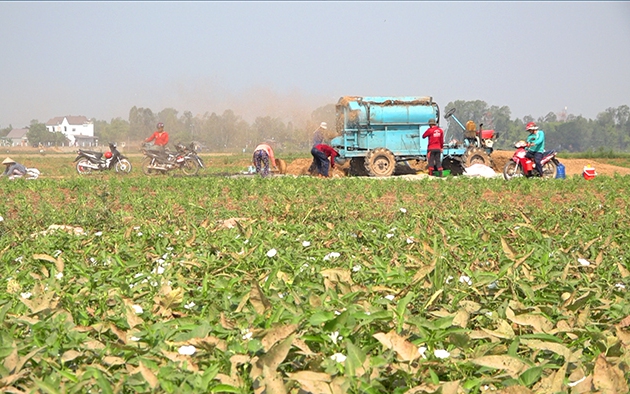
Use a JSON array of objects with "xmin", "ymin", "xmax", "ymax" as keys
[{"xmin": 284, "ymin": 150, "xmax": 630, "ymax": 178}]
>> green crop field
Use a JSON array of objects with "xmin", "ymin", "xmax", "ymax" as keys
[{"xmin": 1, "ymin": 165, "xmax": 629, "ymax": 393}]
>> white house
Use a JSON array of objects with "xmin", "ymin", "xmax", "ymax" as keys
[
  {"xmin": 45, "ymin": 115, "xmax": 96, "ymax": 146},
  {"xmin": 5, "ymin": 128, "xmax": 29, "ymax": 146}
]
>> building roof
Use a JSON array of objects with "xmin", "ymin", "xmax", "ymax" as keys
[
  {"xmin": 6, "ymin": 128, "xmax": 28, "ymax": 138},
  {"xmin": 45, "ymin": 116, "xmax": 91, "ymax": 126}
]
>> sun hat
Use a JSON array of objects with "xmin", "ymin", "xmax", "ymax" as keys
[
  {"xmin": 428, "ymin": 118, "xmax": 437, "ymax": 125},
  {"xmin": 320, "ymin": 122, "xmax": 328, "ymax": 130},
  {"xmin": 2, "ymin": 157, "xmax": 15, "ymax": 165}
]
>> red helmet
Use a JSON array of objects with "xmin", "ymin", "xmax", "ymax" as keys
[
  {"xmin": 104, "ymin": 151, "xmax": 113, "ymax": 159},
  {"xmin": 526, "ymin": 122, "xmax": 538, "ymax": 131},
  {"xmin": 157, "ymin": 122, "xmax": 164, "ymax": 129}
]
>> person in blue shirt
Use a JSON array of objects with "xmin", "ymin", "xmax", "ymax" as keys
[{"xmin": 525, "ymin": 122, "xmax": 545, "ymax": 177}]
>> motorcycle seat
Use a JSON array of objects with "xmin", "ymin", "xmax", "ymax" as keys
[{"xmin": 79, "ymin": 150, "xmax": 104, "ymax": 159}]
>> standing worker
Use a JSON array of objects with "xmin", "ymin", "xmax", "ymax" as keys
[
  {"xmin": 310, "ymin": 143, "xmax": 339, "ymax": 178},
  {"xmin": 422, "ymin": 118, "xmax": 444, "ymax": 177},
  {"xmin": 525, "ymin": 122, "xmax": 545, "ymax": 177},
  {"xmin": 2, "ymin": 157, "xmax": 27, "ymax": 180},
  {"xmin": 252, "ymin": 142, "xmax": 276, "ymax": 178},
  {"xmin": 145, "ymin": 122, "xmax": 169, "ymax": 151}
]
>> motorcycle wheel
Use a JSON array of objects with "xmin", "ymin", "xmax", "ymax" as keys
[
  {"xmin": 76, "ymin": 159, "xmax": 92, "ymax": 175},
  {"xmin": 503, "ymin": 161, "xmax": 523, "ymax": 180},
  {"xmin": 115, "ymin": 159, "xmax": 132, "ymax": 174},
  {"xmin": 142, "ymin": 157, "xmax": 159, "ymax": 176},
  {"xmin": 541, "ymin": 160, "xmax": 558, "ymax": 179},
  {"xmin": 182, "ymin": 159, "xmax": 200, "ymax": 176}
]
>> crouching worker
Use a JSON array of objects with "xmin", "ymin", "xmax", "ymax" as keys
[
  {"xmin": 2, "ymin": 157, "xmax": 27, "ymax": 180},
  {"xmin": 310, "ymin": 144, "xmax": 339, "ymax": 178},
  {"xmin": 252, "ymin": 142, "xmax": 276, "ymax": 177}
]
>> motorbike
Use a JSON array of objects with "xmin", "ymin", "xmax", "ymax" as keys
[
  {"xmin": 141, "ymin": 142, "xmax": 203, "ymax": 176},
  {"xmin": 75, "ymin": 142, "xmax": 132, "ymax": 175},
  {"xmin": 503, "ymin": 140, "xmax": 559, "ymax": 180}
]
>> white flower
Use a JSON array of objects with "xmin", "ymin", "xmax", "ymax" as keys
[
  {"xmin": 615, "ymin": 283, "xmax": 626, "ymax": 290},
  {"xmin": 178, "ymin": 345, "xmax": 196, "ymax": 355},
  {"xmin": 21, "ymin": 292, "xmax": 32, "ymax": 299},
  {"xmin": 137, "ymin": 232, "xmax": 143, "ymax": 236},
  {"xmin": 434, "ymin": 349, "xmax": 450, "ymax": 359},
  {"xmin": 0, "ymin": 216, "xmax": 4, "ymax": 222},
  {"xmin": 445, "ymin": 275, "xmax": 454, "ymax": 284},
  {"xmin": 302, "ymin": 241, "xmax": 311, "ymax": 247},
  {"xmin": 130, "ymin": 336, "xmax": 141, "ymax": 342},
  {"xmin": 330, "ymin": 353, "xmax": 346, "ymax": 363},
  {"xmin": 55, "ymin": 272, "xmax": 64, "ymax": 280},
  {"xmin": 184, "ymin": 301, "xmax": 196, "ymax": 309},
  {"xmin": 266, "ymin": 248, "xmax": 277, "ymax": 258},
  {"xmin": 329, "ymin": 331, "xmax": 342, "ymax": 344},
  {"xmin": 406, "ymin": 237, "xmax": 414, "ymax": 244},
  {"xmin": 578, "ymin": 258, "xmax": 591, "ymax": 266},
  {"xmin": 352, "ymin": 264, "xmax": 361, "ymax": 272},
  {"xmin": 385, "ymin": 294, "xmax": 395, "ymax": 301},
  {"xmin": 459, "ymin": 275, "xmax": 472, "ymax": 286},
  {"xmin": 323, "ymin": 252, "xmax": 340, "ymax": 261},
  {"xmin": 154, "ymin": 265, "xmax": 165, "ymax": 275},
  {"xmin": 133, "ymin": 226, "xmax": 140, "ymax": 230},
  {"xmin": 399, "ymin": 208, "xmax": 407, "ymax": 213},
  {"xmin": 418, "ymin": 346, "xmax": 427, "ymax": 359},
  {"xmin": 242, "ymin": 330, "xmax": 253, "ymax": 340},
  {"xmin": 94, "ymin": 231, "xmax": 103, "ymax": 236},
  {"xmin": 53, "ymin": 250, "xmax": 62, "ymax": 257},
  {"xmin": 386, "ymin": 233, "xmax": 394, "ymax": 239},
  {"xmin": 131, "ymin": 304, "xmax": 143, "ymax": 314}
]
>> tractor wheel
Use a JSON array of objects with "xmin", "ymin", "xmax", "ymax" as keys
[
  {"xmin": 462, "ymin": 147, "xmax": 492, "ymax": 168},
  {"xmin": 365, "ymin": 148, "xmax": 396, "ymax": 177}
]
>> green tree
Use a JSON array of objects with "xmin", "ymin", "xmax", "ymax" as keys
[{"xmin": 26, "ymin": 120, "xmax": 68, "ymax": 146}]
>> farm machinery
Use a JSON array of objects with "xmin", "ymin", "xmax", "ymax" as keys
[{"xmin": 329, "ymin": 96, "xmax": 496, "ymax": 177}]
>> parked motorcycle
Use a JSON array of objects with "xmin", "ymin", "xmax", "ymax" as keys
[
  {"xmin": 75, "ymin": 142, "xmax": 132, "ymax": 175},
  {"xmin": 503, "ymin": 141, "xmax": 559, "ymax": 180},
  {"xmin": 141, "ymin": 142, "xmax": 203, "ymax": 176}
]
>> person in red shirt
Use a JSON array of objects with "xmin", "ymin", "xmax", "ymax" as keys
[
  {"xmin": 145, "ymin": 122, "xmax": 169, "ymax": 151},
  {"xmin": 311, "ymin": 144, "xmax": 339, "ymax": 177},
  {"xmin": 252, "ymin": 142, "xmax": 276, "ymax": 177},
  {"xmin": 422, "ymin": 118, "xmax": 444, "ymax": 177}
]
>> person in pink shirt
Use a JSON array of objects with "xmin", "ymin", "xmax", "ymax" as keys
[
  {"xmin": 252, "ymin": 142, "xmax": 276, "ymax": 177},
  {"xmin": 422, "ymin": 118, "xmax": 445, "ymax": 177}
]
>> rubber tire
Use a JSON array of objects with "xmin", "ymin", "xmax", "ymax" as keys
[
  {"xmin": 181, "ymin": 159, "xmax": 200, "ymax": 176},
  {"xmin": 541, "ymin": 160, "xmax": 558, "ymax": 179},
  {"xmin": 365, "ymin": 148, "xmax": 396, "ymax": 177},
  {"xmin": 503, "ymin": 161, "xmax": 523, "ymax": 180},
  {"xmin": 76, "ymin": 159, "xmax": 92, "ymax": 175},
  {"xmin": 142, "ymin": 157, "xmax": 158, "ymax": 176},
  {"xmin": 115, "ymin": 159, "xmax": 132, "ymax": 174},
  {"xmin": 463, "ymin": 147, "xmax": 492, "ymax": 168}
]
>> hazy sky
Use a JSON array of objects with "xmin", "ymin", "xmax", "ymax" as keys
[{"xmin": 1, "ymin": 1, "xmax": 629, "ymax": 129}]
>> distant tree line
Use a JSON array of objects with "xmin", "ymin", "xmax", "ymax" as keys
[{"xmin": 3, "ymin": 101, "xmax": 629, "ymax": 153}]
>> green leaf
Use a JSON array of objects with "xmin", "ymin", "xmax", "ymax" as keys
[
  {"xmin": 309, "ymin": 311, "xmax": 335, "ymax": 326},
  {"xmin": 519, "ymin": 366, "xmax": 543, "ymax": 387},
  {"xmin": 345, "ymin": 340, "xmax": 366, "ymax": 377},
  {"xmin": 210, "ymin": 384, "xmax": 241, "ymax": 393}
]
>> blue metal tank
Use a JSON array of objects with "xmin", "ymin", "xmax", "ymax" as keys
[{"xmin": 339, "ymin": 96, "xmax": 438, "ymax": 127}]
